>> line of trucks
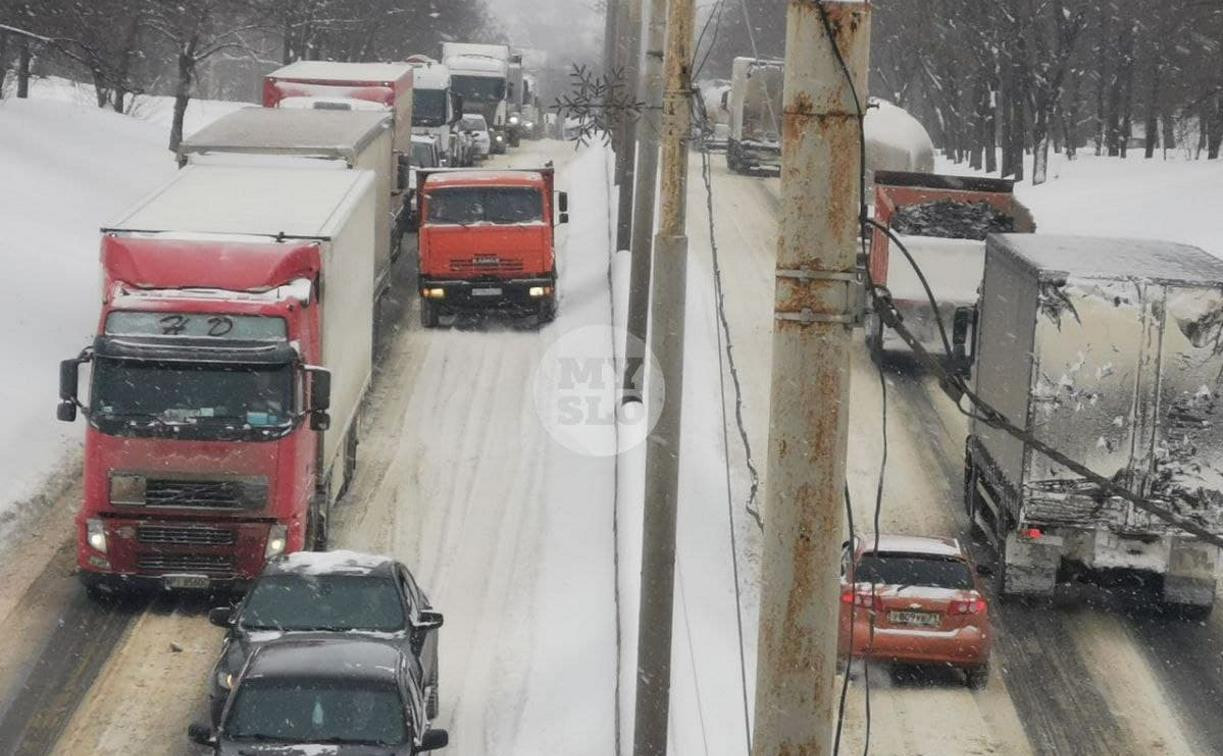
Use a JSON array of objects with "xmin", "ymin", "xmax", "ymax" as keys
[
  {"xmin": 711, "ymin": 55, "xmax": 1223, "ymax": 618},
  {"xmin": 867, "ymin": 171, "xmax": 1223, "ymax": 617},
  {"xmin": 57, "ymin": 52, "xmax": 567, "ymax": 597}
]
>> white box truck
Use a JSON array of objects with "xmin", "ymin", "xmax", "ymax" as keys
[
  {"xmin": 965, "ymin": 234, "xmax": 1223, "ymax": 617},
  {"xmin": 178, "ymin": 107, "xmax": 401, "ymax": 297}
]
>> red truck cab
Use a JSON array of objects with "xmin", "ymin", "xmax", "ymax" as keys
[
  {"xmin": 416, "ymin": 168, "xmax": 567, "ymax": 326},
  {"xmin": 61, "ymin": 240, "xmax": 330, "ymax": 595},
  {"xmin": 58, "ymin": 166, "xmax": 376, "ymax": 597}
]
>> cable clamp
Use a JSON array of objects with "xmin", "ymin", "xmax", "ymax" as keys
[{"xmin": 774, "ymin": 269, "xmax": 865, "ymax": 326}]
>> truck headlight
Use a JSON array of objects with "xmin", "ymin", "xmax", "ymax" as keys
[
  {"xmin": 217, "ymin": 669, "xmax": 234, "ymax": 691},
  {"xmin": 495, "ymin": 134, "xmax": 505, "ymax": 143},
  {"xmin": 109, "ymin": 474, "xmax": 146, "ymax": 506},
  {"xmin": 265, "ymin": 524, "xmax": 288, "ymax": 558},
  {"xmin": 529, "ymin": 286, "xmax": 554, "ymax": 298},
  {"xmin": 86, "ymin": 518, "xmax": 108, "ymax": 554},
  {"xmin": 509, "ymin": 115, "xmax": 520, "ymax": 126},
  {"xmin": 422, "ymin": 288, "xmax": 446, "ymax": 299}
]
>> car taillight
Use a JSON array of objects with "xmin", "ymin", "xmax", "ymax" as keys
[
  {"xmin": 950, "ymin": 597, "xmax": 988, "ymax": 615},
  {"xmin": 841, "ymin": 589, "xmax": 883, "ymax": 611}
]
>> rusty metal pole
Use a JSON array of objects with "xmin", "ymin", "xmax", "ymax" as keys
[
  {"xmin": 632, "ymin": 0, "xmax": 694, "ymax": 752},
  {"xmin": 621, "ymin": 0, "xmax": 666, "ymax": 403},
  {"xmin": 615, "ymin": 0, "xmax": 644, "ymax": 252},
  {"xmin": 752, "ymin": 2, "xmax": 871, "ymax": 755}
]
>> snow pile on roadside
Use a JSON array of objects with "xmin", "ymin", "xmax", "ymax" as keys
[
  {"xmin": 0, "ymin": 98, "xmax": 177, "ymax": 531},
  {"xmin": 935, "ymin": 151, "xmax": 1223, "ymax": 256},
  {"xmin": 6, "ymin": 75, "xmax": 248, "ymax": 139}
]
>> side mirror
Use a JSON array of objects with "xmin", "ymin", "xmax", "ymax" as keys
[
  {"xmin": 58, "ymin": 358, "xmax": 82, "ymax": 422},
  {"xmin": 952, "ymin": 305, "xmax": 976, "ymax": 374},
  {"xmin": 414, "ymin": 610, "xmax": 444, "ymax": 632},
  {"xmin": 187, "ymin": 722, "xmax": 215, "ymax": 746},
  {"xmin": 307, "ymin": 367, "xmax": 331, "ymax": 412},
  {"xmin": 557, "ymin": 191, "xmax": 569, "ymax": 214},
  {"xmin": 420, "ymin": 729, "xmax": 450, "ymax": 751},
  {"xmin": 310, "ymin": 411, "xmax": 331, "ymax": 432},
  {"xmin": 208, "ymin": 606, "xmax": 234, "ymax": 628}
]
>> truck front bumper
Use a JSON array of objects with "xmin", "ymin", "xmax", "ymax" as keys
[
  {"xmin": 419, "ymin": 276, "xmax": 555, "ymax": 314},
  {"xmin": 77, "ymin": 515, "xmax": 280, "ymax": 592}
]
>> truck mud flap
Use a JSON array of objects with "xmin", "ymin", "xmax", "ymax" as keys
[
  {"xmin": 1003, "ymin": 533, "xmax": 1061, "ymax": 596},
  {"xmin": 1164, "ymin": 539, "xmax": 1220, "ymax": 607}
]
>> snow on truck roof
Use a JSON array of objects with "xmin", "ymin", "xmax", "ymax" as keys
[
  {"xmin": 179, "ymin": 108, "xmax": 390, "ymax": 156},
  {"xmin": 107, "ymin": 166, "xmax": 373, "ymax": 239},
  {"xmin": 424, "ymin": 170, "xmax": 544, "ymax": 187},
  {"xmin": 268, "ymin": 60, "xmax": 413, "ymax": 84},
  {"xmin": 990, "ymin": 234, "xmax": 1223, "ymax": 285}
]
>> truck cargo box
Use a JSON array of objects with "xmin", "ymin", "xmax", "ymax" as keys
[
  {"xmin": 968, "ymin": 234, "xmax": 1223, "ymax": 608},
  {"xmin": 104, "ymin": 165, "xmax": 376, "ymax": 486},
  {"xmin": 178, "ymin": 107, "xmax": 400, "ymax": 282}
]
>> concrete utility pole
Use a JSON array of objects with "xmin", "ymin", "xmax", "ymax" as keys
[
  {"xmin": 614, "ymin": 0, "xmax": 644, "ymax": 253},
  {"xmin": 632, "ymin": 0, "xmax": 694, "ymax": 752},
  {"xmin": 621, "ymin": 0, "xmax": 666, "ymax": 402},
  {"xmin": 752, "ymin": 2, "xmax": 871, "ymax": 755},
  {"xmin": 603, "ymin": 0, "xmax": 621, "ymax": 76}
]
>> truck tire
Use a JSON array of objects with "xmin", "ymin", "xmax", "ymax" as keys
[
  {"xmin": 864, "ymin": 312, "xmax": 884, "ymax": 361},
  {"xmin": 963, "ymin": 451, "xmax": 980, "ymax": 526},
  {"xmin": 308, "ymin": 491, "xmax": 329, "ymax": 551},
  {"xmin": 537, "ymin": 296, "xmax": 556, "ymax": 326},
  {"xmin": 726, "ymin": 142, "xmax": 740, "ymax": 174},
  {"xmin": 420, "ymin": 299, "xmax": 439, "ymax": 328}
]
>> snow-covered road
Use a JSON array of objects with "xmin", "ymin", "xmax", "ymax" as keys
[{"xmin": 0, "ymin": 142, "xmax": 623, "ymax": 755}]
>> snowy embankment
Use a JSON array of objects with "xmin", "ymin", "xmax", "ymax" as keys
[
  {"xmin": 935, "ymin": 150, "xmax": 1223, "ymax": 256},
  {"xmin": 0, "ymin": 80, "xmax": 245, "ymax": 535}
]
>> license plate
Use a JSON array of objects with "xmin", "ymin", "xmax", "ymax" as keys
[
  {"xmin": 888, "ymin": 611, "xmax": 940, "ymax": 627},
  {"xmin": 164, "ymin": 574, "xmax": 210, "ymax": 590},
  {"xmin": 472, "ymin": 287, "xmax": 503, "ymax": 297}
]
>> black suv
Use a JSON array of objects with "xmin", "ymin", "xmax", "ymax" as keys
[
  {"xmin": 206, "ymin": 551, "xmax": 442, "ymax": 727},
  {"xmin": 190, "ymin": 637, "xmax": 448, "ymax": 754}
]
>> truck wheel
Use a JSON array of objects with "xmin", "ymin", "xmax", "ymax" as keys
[
  {"xmin": 420, "ymin": 299, "xmax": 440, "ymax": 329},
  {"xmin": 726, "ymin": 143, "xmax": 740, "ymax": 173},
  {"xmin": 963, "ymin": 453, "xmax": 980, "ymax": 526},
  {"xmin": 964, "ymin": 663, "xmax": 990, "ymax": 690},
  {"xmin": 308, "ymin": 492, "xmax": 329, "ymax": 551},
  {"xmin": 537, "ymin": 296, "xmax": 556, "ymax": 326}
]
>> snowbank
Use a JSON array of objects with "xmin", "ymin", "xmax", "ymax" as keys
[
  {"xmin": 0, "ymin": 98, "xmax": 181, "ymax": 532},
  {"xmin": 7, "ymin": 76, "xmax": 248, "ymax": 139}
]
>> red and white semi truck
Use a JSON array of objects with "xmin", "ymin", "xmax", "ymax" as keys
[
  {"xmin": 416, "ymin": 167, "xmax": 567, "ymax": 327},
  {"xmin": 58, "ymin": 166, "xmax": 376, "ymax": 595}
]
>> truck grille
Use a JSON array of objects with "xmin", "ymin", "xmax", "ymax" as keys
[
  {"xmin": 137, "ymin": 525, "xmax": 235, "ymax": 546},
  {"xmin": 144, "ymin": 479, "xmax": 254, "ymax": 510},
  {"xmin": 137, "ymin": 554, "xmax": 235, "ymax": 575},
  {"xmin": 449, "ymin": 258, "xmax": 525, "ymax": 275}
]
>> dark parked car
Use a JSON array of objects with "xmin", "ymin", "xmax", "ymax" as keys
[
  {"xmin": 207, "ymin": 551, "xmax": 443, "ymax": 728},
  {"xmin": 190, "ymin": 638, "xmax": 449, "ymax": 754}
]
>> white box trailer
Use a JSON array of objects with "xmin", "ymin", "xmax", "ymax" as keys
[
  {"xmin": 178, "ymin": 107, "xmax": 400, "ymax": 295},
  {"xmin": 105, "ymin": 165, "xmax": 376, "ymax": 502},
  {"xmin": 966, "ymin": 234, "xmax": 1223, "ymax": 615},
  {"xmin": 726, "ymin": 56, "xmax": 784, "ymax": 173}
]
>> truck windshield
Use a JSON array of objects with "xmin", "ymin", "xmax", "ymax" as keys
[
  {"xmin": 93, "ymin": 360, "xmax": 294, "ymax": 428},
  {"xmin": 426, "ymin": 187, "xmax": 542, "ymax": 225},
  {"xmin": 452, "ymin": 75, "xmax": 506, "ymax": 103},
  {"xmin": 411, "ymin": 142, "xmax": 437, "ymax": 167},
  {"xmin": 227, "ymin": 680, "xmax": 406, "ymax": 746},
  {"xmin": 413, "ymin": 89, "xmax": 448, "ymax": 127}
]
